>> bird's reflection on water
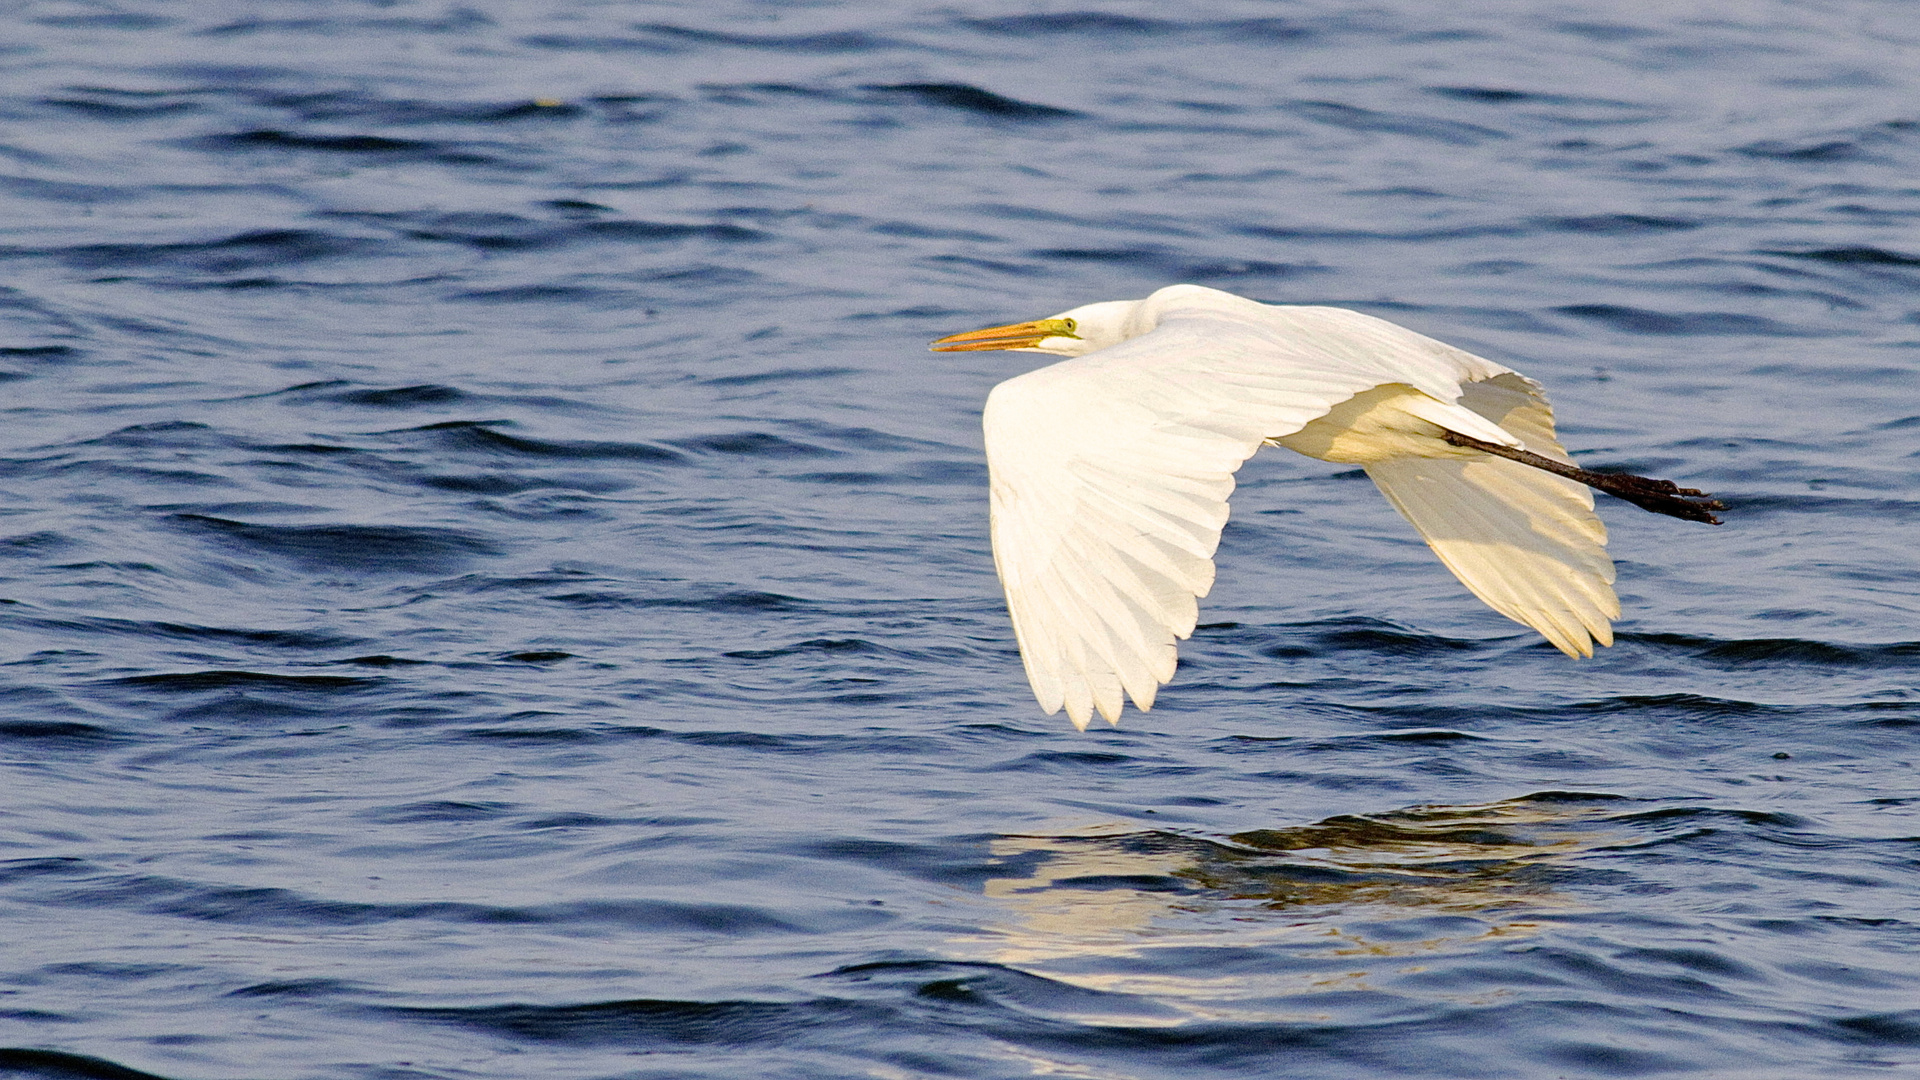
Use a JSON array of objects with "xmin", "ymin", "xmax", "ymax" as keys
[{"xmin": 956, "ymin": 793, "xmax": 1631, "ymax": 1018}]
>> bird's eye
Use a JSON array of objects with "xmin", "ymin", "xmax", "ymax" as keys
[{"xmin": 1061, "ymin": 319, "xmax": 1076, "ymax": 333}]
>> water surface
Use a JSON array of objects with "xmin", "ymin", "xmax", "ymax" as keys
[{"xmin": 2, "ymin": 2, "xmax": 1919, "ymax": 1077}]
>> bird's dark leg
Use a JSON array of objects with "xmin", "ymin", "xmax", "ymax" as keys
[{"xmin": 1439, "ymin": 431, "xmax": 1724, "ymax": 524}]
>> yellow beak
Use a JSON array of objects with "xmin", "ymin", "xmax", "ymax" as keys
[{"xmin": 929, "ymin": 317, "xmax": 1079, "ymax": 352}]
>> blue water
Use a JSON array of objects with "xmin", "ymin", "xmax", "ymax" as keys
[{"xmin": 2, "ymin": 2, "xmax": 1919, "ymax": 1077}]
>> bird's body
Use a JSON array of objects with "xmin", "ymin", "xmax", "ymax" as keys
[{"xmin": 931, "ymin": 284, "xmax": 1721, "ymax": 730}]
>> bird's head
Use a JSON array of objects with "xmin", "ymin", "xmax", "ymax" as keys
[{"xmin": 929, "ymin": 299, "xmax": 1141, "ymax": 357}]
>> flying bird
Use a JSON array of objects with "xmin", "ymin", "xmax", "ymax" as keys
[{"xmin": 931, "ymin": 284, "xmax": 1722, "ymax": 730}]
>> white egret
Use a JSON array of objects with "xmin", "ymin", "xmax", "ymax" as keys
[{"xmin": 931, "ymin": 284, "xmax": 1722, "ymax": 730}]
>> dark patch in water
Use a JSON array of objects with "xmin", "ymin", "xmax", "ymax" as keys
[
  {"xmin": 1632, "ymin": 633, "xmax": 1920, "ymax": 668},
  {"xmin": 170, "ymin": 514, "xmax": 502, "ymax": 573},
  {"xmin": 638, "ymin": 23, "xmax": 893, "ymax": 53},
  {"xmin": 864, "ymin": 83, "xmax": 1078, "ymax": 119},
  {"xmin": 1735, "ymin": 139, "xmax": 1865, "ymax": 161},
  {"xmin": 0, "ymin": 531, "xmax": 75, "ymax": 556},
  {"xmin": 724, "ymin": 638, "xmax": 876, "ymax": 660},
  {"xmin": 1832, "ymin": 1012, "xmax": 1920, "ymax": 1044},
  {"xmin": 1763, "ymin": 246, "xmax": 1920, "ymax": 267},
  {"xmin": 1554, "ymin": 304, "xmax": 1822, "ymax": 335},
  {"xmin": 209, "ymin": 129, "xmax": 443, "ymax": 153},
  {"xmin": 1313, "ymin": 626, "xmax": 1483, "ymax": 657},
  {"xmin": 226, "ymin": 978, "xmax": 360, "ymax": 999},
  {"xmin": 0, "ymin": 1048, "xmax": 178, "ymax": 1080},
  {"xmin": 1426, "ymin": 86, "xmax": 1534, "ymax": 103},
  {"xmin": 672, "ymin": 431, "xmax": 836, "ymax": 457},
  {"xmin": 1539, "ymin": 214, "xmax": 1697, "ymax": 234},
  {"xmin": 326, "ymin": 384, "xmax": 470, "ymax": 407},
  {"xmin": 61, "ymin": 229, "xmax": 378, "ymax": 274},
  {"xmin": 113, "ymin": 670, "xmax": 377, "ymax": 692},
  {"xmin": 0, "ymin": 721, "xmax": 116, "ymax": 744},
  {"xmin": 1285, "ymin": 101, "xmax": 1506, "ymax": 145},
  {"xmin": 1570, "ymin": 693, "xmax": 1774, "ymax": 717},
  {"xmin": 1369, "ymin": 729, "xmax": 1485, "ymax": 743},
  {"xmin": 544, "ymin": 590, "xmax": 808, "ymax": 612},
  {"xmin": 0, "ymin": 345, "xmax": 80, "ymax": 358},
  {"xmin": 362, "ymin": 801, "xmax": 514, "ymax": 824},
  {"xmin": 393, "ymin": 422, "xmax": 684, "ymax": 462},
  {"xmin": 962, "ymin": 13, "xmax": 1168, "ymax": 34},
  {"xmin": 388, "ymin": 995, "xmax": 876, "ymax": 1046}
]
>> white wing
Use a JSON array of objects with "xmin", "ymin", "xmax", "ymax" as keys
[
  {"xmin": 1364, "ymin": 374, "xmax": 1617, "ymax": 658},
  {"xmin": 984, "ymin": 298, "xmax": 1530, "ymax": 728}
]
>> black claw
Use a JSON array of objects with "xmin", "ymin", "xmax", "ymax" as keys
[
  {"xmin": 1584, "ymin": 471, "xmax": 1723, "ymax": 523},
  {"xmin": 1607, "ymin": 487, "xmax": 1724, "ymax": 524}
]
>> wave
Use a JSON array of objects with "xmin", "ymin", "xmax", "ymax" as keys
[
  {"xmin": 0, "ymin": 720, "xmax": 120, "ymax": 746},
  {"xmin": 169, "ymin": 514, "xmax": 503, "ymax": 573},
  {"xmin": 634, "ymin": 23, "xmax": 895, "ymax": 54},
  {"xmin": 0, "ymin": 1048, "xmax": 180, "ymax": 1080},
  {"xmin": 0, "ymin": 856, "xmax": 886, "ymax": 935},
  {"xmin": 380, "ymin": 420, "xmax": 684, "ymax": 461},
  {"xmin": 1626, "ymin": 632, "xmax": 1920, "ymax": 668},
  {"xmin": 1761, "ymin": 245, "xmax": 1920, "ymax": 267},
  {"xmin": 862, "ymin": 83, "xmax": 1077, "ymax": 119},
  {"xmin": 111, "ymin": 670, "xmax": 379, "ymax": 692},
  {"xmin": 386, "ymin": 995, "xmax": 882, "ymax": 1047},
  {"xmin": 1285, "ymin": 100, "xmax": 1507, "ymax": 145},
  {"xmin": 1554, "ymin": 303, "xmax": 1832, "ymax": 336},
  {"xmin": 959, "ymin": 13, "xmax": 1312, "ymax": 43},
  {"xmin": 0, "ymin": 608, "xmax": 363, "ymax": 650}
]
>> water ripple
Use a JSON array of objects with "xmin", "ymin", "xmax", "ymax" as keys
[{"xmin": 3, "ymin": 3, "xmax": 1919, "ymax": 1079}]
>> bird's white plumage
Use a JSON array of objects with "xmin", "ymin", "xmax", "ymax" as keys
[
  {"xmin": 1363, "ymin": 375, "xmax": 1617, "ymax": 659},
  {"xmin": 972, "ymin": 284, "xmax": 1619, "ymax": 729}
]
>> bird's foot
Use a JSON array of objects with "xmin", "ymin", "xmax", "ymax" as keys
[
  {"xmin": 1439, "ymin": 430, "xmax": 1724, "ymax": 524},
  {"xmin": 1584, "ymin": 472, "xmax": 1725, "ymax": 524}
]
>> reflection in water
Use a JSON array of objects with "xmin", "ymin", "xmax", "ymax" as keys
[
  {"xmin": 1203, "ymin": 791, "xmax": 1626, "ymax": 914},
  {"xmin": 957, "ymin": 793, "xmax": 1633, "ymax": 1019}
]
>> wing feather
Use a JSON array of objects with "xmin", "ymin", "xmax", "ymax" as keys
[{"xmin": 1364, "ymin": 375, "xmax": 1618, "ymax": 656}]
